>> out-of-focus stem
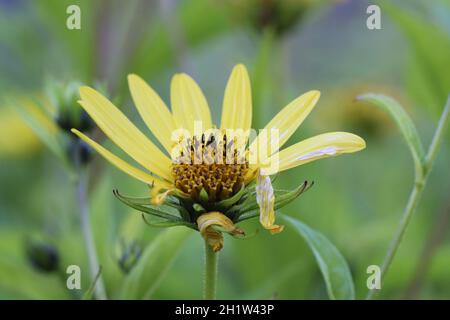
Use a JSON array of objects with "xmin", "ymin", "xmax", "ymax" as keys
[
  {"xmin": 159, "ymin": 0, "xmax": 192, "ymax": 71},
  {"xmin": 76, "ymin": 170, "xmax": 107, "ymax": 300},
  {"xmin": 74, "ymin": 142, "xmax": 107, "ymax": 300},
  {"xmin": 404, "ymin": 203, "xmax": 450, "ymax": 299},
  {"xmin": 367, "ymin": 96, "xmax": 450, "ymax": 300}
]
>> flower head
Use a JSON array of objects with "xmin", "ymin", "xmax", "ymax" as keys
[{"xmin": 72, "ymin": 64, "xmax": 365, "ymax": 251}]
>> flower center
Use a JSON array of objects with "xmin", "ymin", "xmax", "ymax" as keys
[{"xmin": 172, "ymin": 133, "xmax": 249, "ymax": 201}]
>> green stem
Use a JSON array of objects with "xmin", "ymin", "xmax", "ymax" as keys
[
  {"xmin": 203, "ymin": 241, "xmax": 218, "ymax": 300},
  {"xmin": 367, "ymin": 96, "xmax": 450, "ymax": 299},
  {"xmin": 76, "ymin": 169, "xmax": 107, "ymax": 300},
  {"xmin": 74, "ymin": 141, "xmax": 107, "ymax": 300}
]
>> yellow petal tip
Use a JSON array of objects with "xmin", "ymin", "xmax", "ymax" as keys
[
  {"xmin": 127, "ymin": 73, "xmax": 139, "ymax": 82},
  {"xmin": 79, "ymin": 85, "xmax": 92, "ymax": 94},
  {"xmin": 233, "ymin": 63, "xmax": 247, "ymax": 71}
]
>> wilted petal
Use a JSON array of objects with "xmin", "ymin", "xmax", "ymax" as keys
[
  {"xmin": 197, "ymin": 212, "xmax": 244, "ymax": 252},
  {"xmin": 256, "ymin": 172, "xmax": 284, "ymax": 234}
]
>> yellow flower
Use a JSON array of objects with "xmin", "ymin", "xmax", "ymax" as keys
[
  {"xmin": 72, "ymin": 64, "xmax": 365, "ymax": 249},
  {"xmin": 0, "ymin": 107, "xmax": 42, "ymax": 157}
]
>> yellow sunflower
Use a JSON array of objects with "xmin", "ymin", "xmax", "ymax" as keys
[{"xmin": 72, "ymin": 64, "xmax": 365, "ymax": 251}]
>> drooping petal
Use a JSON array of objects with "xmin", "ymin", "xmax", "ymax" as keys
[
  {"xmin": 128, "ymin": 74, "xmax": 176, "ymax": 153},
  {"xmin": 79, "ymin": 86, "xmax": 172, "ymax": 181},
  {"xmin": 249, "ymin": 90, "xmax": 320, "ymax": 165},
  {"xmin": 71, "ymin": 129, "xmax": 172, "ymax": 189},
  {"xmin": 262, "ymin": 132, "xmax": 366, "ymax": 175},
  {"xmin": 220, "ymin": 64, "xmax": 252, "ymax": 131},
  {"xmin": 171, "ymin": 73, "xmax": 212, "ymax": 134},
  {"xmin": 197, "ymin": 211, "xmax": 245, "ymax": 252},
  {"xmin": 256, "ymin": 172, "xmax": 284, "ymax": 234}
]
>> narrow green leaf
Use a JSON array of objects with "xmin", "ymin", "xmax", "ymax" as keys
[
  {"xmin": 120, "ymin": 227, "xmax": 192, "ymax": 299},
  {"xmin": 283, "ymin": 215, "xmax": 355, "ymax": 300},
  {"xmin": 357, "ymin": 93, "xmax": 425, "ymax": 178},
  {"xmin": 82, "ymin": 266, "xmax": 103, "ymax": 300}
]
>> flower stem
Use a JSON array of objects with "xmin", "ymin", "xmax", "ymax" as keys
[
  {"xmin": 73, "ymin": 141, "xmax": 107, "ymax": 300},
  {"xmin": 203, "ymin": 241, "xmax": 218, "ymax": 300},
  {"xmin": 76, "ymin": 169, "xmax": 107, "ymax": 300},
  {"xmin": 367, "ymin": 96, "xmax": 450, "ymax": 299}
]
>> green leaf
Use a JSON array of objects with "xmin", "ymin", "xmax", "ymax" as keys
[
  {"xmin": 283, "ymin": 215, "xmax": 355, "ymax": 300},
  {"xmin": 357, "ymin": 93, "xmax": 425, "ymax": 178},
  {"xmin": 120, "ymin": 227, "xmax": 192, "ymax": 299}
]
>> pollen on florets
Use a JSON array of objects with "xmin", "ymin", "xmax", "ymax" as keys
[{"xmin": 172, "ymin": 132, "xmax": 249, "ymax": 201}]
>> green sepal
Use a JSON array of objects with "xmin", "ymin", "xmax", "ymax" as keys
[
  {"xmin": 113, "ymin": 190, "xmax": 183, "ymax": 222},
  {"xmin": 234, "ymin": 181, "xmax": 314, "ymax": 223},
  {"xmin": 193, "ymin": 203, "xmax": 206, "ymax": 214},
  {"xmin": 199, "ymin": 188, "xmax": 209, "ymax": 202},
  {"xmin": 273, "ymin": 181, "xmax": 314, "ymax": 209},
  {"xmin": 113, "ymin": 190, "xmax": 191, "ymax": 221},
  {"xmin": 216, "ymin": 184, "xmax": 246, "ymax": 209},
  {"xmin": 141, "ymin": 214, "xmax": 197, "ymax": 230}
]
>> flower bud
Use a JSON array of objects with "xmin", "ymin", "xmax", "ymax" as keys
[
  {"xmin": 117, "ymin": 240, "xmax": 143, "ymax": 274},
  {"xmin": 25, "ymin": 240, "xmax": 59, "ymax": 273}
]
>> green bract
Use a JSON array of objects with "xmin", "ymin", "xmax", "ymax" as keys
[{"xmin": 113, "ymin": 181, "xmax": 314, "ymax": 232}]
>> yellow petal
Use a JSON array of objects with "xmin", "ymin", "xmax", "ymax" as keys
[
  {"xmin": 171, "ymin": 73, "xmax": 212, "ymax": 133},
  {"xmin": 249, "ymin": 90, "xmax": 320, "ymax": 165},
  {"xmin": 256, "ymin": 172, "xmax": 284, "ymax": 234},
  {"xmin": 71, "ymin": 129, "xmax": 172, "ymax": 189},
  {"xmin": 220, "ymin": 64, "xmax": 252, "ymax": 131},
  {"xmin": 128, "ymin": 74, "xmax": 176, "ymax": 153},
  {"xmin": 197, "ymin": 211, "xmax": 245, "ymax": 252},
  {"xmin": 79, "ymin": 86, "xmax": 172, "ymax": 181},
  {"xmin": 263, "ymin": 132, "xmax": 366, "ymax": 175}
]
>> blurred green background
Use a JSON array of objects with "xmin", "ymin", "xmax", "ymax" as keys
[{"xmin": 0, "ymin": 0, "xmax": 449, "ymax": 299}]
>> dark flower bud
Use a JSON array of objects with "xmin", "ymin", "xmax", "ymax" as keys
[
  {"xmin": 117, "ymin": 240, "xmax": 143, "ymax": 274},
  {"xmin": 25, "ymin": 240, "xmax": 59, "ymax": 273},
  {"xmin": 225, "ymin": 0, "xmax": 312, "ymax": 37}
]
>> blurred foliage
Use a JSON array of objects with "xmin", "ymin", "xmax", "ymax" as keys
[
  {"xmin": 0, "ymin": 0, "xmax": 449, "ymax": 300},
  {"xmin": 381, "ymin": 0, "xmax": 450, "ymax": 116}
]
